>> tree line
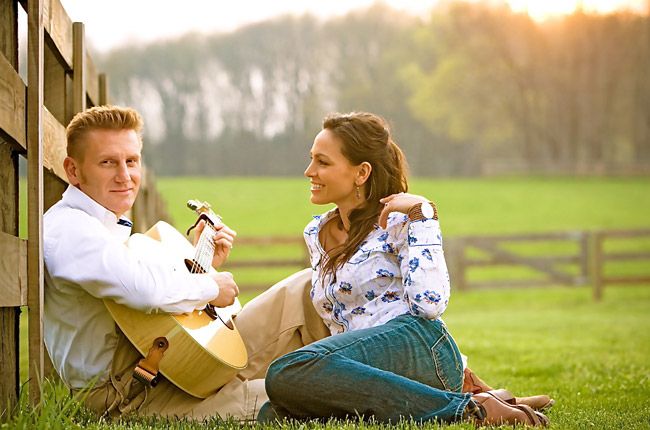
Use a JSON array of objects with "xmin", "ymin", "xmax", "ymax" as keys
[{"xmin": 100, "ymin": 2, "xmax": 650, "ymax": 177}]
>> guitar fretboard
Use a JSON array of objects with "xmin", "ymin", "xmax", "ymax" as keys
[{"xmin": 189, "ymin": 222, "xmax": 217, "ymax": 274}]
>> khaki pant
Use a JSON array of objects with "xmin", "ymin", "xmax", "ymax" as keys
[{"xmin": 83, "ymin": 268, "xmax": 329, "ymax": 421}]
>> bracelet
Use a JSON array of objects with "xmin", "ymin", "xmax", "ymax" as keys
[{"xmin": 407, "ymin": 201, "xmax": 438, "ymax": 221}]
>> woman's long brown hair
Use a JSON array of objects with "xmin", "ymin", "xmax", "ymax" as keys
[{"xmin": 320, "ymin": 112, "xmax": 408, "ymax": 282}]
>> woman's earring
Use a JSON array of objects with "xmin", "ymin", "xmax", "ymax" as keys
[{"xmin": 355, "ymin": 186, "xmax": 361, "ymax": 200}]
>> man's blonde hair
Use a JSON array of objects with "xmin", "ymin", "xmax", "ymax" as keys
[{"xmin": 66, "ymin": 105, "xmax": 143, "ymax": 159}]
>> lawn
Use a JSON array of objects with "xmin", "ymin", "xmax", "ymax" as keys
[
  {"xmin": 11, "ymin": 285, "xmax": 650, "ymax": 429},
  {"xmin": 10, "ymin": 176, "xmax": 650, "ymax": 429}
]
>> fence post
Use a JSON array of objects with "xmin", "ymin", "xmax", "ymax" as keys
[
  {"xmin": 0, "ymin": 0, "xmax": 21, "ymax": 418},
  {"xmin": 448, "ymin": 237, "xmax": 468, "ymax": 291},
  {"xmin": 590, "ymin": 231, "xmax": 605, "ymax": 301},
  {"xmin": 27, "ymin": 0, "xmax": 46, "ymax": 405}
]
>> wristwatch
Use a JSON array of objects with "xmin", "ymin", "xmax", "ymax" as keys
[{"xmin": 407, "ymin": 201, "xmax": 437, "ymax": 221}]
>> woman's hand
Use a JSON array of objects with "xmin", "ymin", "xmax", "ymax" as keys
[
  {"xmin": 193, "ymin": 219, "xmax": 237, "ymax": 269},
  {"xmin": 378, "ymin": 193, "xmax": 429, "ymax": 228}
]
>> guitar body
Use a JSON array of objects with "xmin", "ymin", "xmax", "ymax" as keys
[{"xmin": 103, "ymin": 221, "xmax": 248, "ymax": 399}]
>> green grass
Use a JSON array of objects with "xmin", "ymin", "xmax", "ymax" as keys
[
  {"xmin": 157, "ymin": 176, "xmax": 650, "ymax": 290},
  {"xmin": 11, "ymin": 285, "xmax": 650, "ymax": 429},
  {"xmin": 12, "ymin": 176, "xmax": 650, "ymax": 428}
]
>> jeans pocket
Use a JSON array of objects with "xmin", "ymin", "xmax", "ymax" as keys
[{"xmin": 430, "ymin": 330, "xmax": 464, "ymax": 393}]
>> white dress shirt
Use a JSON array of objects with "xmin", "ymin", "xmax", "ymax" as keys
[
  {"xmin": 43, "ymin": 185, "xmax": 219, "ymax": 389},
  {"xmin": 304, "ymin": 209, "xmax": 451, "ymax": 335}
]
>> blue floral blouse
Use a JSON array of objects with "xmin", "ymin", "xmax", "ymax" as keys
[{"xmin": 304, "ymin": 209, "xmax": 451, "ymax": 335}]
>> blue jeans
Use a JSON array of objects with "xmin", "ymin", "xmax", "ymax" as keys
[{"xmin": 258, "ymin": 313, "xmax": 471, "ymax": 423}]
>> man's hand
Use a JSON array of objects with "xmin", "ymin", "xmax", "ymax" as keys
[
  {"xmin": 378, "ymin": 193, "xmax": 430, "ymax": 228},
  {"xmin": 209, "ymin": 271, "xmax": 239, "ymax": 308},
  {"xmin": 193, "ymin": 219, "xmax": 237, "ymax": 268}
]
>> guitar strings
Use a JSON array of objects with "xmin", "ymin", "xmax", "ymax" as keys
[{"xmin": 189, "ymin": 222, "xmax": 230, "ymax": 328}]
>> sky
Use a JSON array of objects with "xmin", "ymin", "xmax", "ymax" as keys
[{"xmin": 59, "ymin": 0, "xmax": 648, "ymax": 53}]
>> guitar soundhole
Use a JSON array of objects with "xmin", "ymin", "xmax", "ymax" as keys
[{"xmin": 185, "ymin": 258, "xmax": 206, "ymax": 274}]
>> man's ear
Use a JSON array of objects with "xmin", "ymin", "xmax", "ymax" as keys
[
  {"xmin": 63, "ymin": 156, "xmax": 81, "ymax": 186},
  {"xmin": 356, "ymin": 161, "xmax": 372, "ymax": 186}
]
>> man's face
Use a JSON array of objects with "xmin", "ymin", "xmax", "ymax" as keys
[{"xmin": 64, "ymin": 129, "xmax": 142, "ymax": 218}]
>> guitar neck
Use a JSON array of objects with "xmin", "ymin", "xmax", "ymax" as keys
[{"xmin": 187, "ymin": 218, "xmax": 217, "ymax": 274}]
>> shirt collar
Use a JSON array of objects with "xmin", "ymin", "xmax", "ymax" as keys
[{"xmin": 61, "ymin": 185, "xmax": 133, "ymax": 234}]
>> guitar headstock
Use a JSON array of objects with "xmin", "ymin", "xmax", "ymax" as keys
[{"xmin": 187, "ymin": 199, "xmax": 222, "ymax": 226}]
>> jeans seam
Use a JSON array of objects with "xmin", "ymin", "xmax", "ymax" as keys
[{"xmin": 322, "ymin": 314, "xmax": 434, "ymax": 355}]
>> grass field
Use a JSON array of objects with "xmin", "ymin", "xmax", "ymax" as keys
[
  {"xmin": 11, "ymin": 286, "xmax": 650, "ymax": 429},
  {"xmin": 11, "ymin": 176, "xmax": 650, "ymax": 429}
]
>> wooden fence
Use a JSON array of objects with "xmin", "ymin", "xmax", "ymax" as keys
[
  {"xmin": 224, "ymin": 229, "xmax": 650, "ymax": 300},
  {"xmin": 0, "ymin": 0, "xmax": 168, "ymax": 416}
]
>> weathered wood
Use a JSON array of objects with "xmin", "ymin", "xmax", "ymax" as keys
[
  {"xmin": 0, "ymin": 0, "xmax": 18, "ymax": 66},
  {"xmin": 224, "ymin": 259, "xmax": 308, "ymax": 268},
  {"xmin": 42, "ymin": 0, "xmax": 73, "ymax": 69},
  {"xmin": 99, "ymin": 73, "xmax": 108, "ymax": 105},
  {"xmin": 27, "ymin": 0, "xmax": 45, "ymax": 404},
  {"xmin": 43, "ymin": 107, "xmax": 67, "ymax": 181},
  {"xmin": 602, "ymin": 276, "xmax": 650, "ymax": 285},
  {"xmin": 470, "ymin": 241, "xmax": 576, "ymax": 284},
  {"xmin": 469, "ymin": 279, "xmax": 560, "ymax": 290},
  {"xmin": 598, "ymin": 229, "xmax": 650, "ymax": 239},
  {"xmin": 0, "ymin": 142, "xmax": 20, "ymax": 418},
  {"xmin": 0, "ymin": 54, "xmax": 27, "ymax": 151},
  {"xmin": 603, "ymin": 252, "xmax": 650, "ymax": 262},
  {"xmin": 0, "ymin": 232, "xmax": 27, "ymax": 307},
  {"xmin": 463, "ymin": 231, "xmax": 586, "ymax": 243},
  {"xmin": 0, "ymin": 2, "xmax": 20, "ymax": 417},
  {"xmin": 44, "ymin": 169, "xmax": 67, "ymax": 211},
  {"xmin": 465, "ymin": 255, "xmax": 581, "ymax": 266},
  {"xmin": 591, "ymin": 232, "xmax": 605, "ymax": 301},
  {"xmin": 86, "ymin": 50, "xmax": 98, "ymax": 106},
  {"xmin": 71, "ymin": 22, "xmax": 85, "ymax": 115},
  {"xmin": 44, "ymin": 41, "xmax": 67, "ymax": 125}
]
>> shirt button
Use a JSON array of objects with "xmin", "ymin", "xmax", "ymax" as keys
[
  {"xmin": 123, "ymin": 398, "xmax": 130, "ymax": 405},
  {"xmin": 115, "ymin": 375, "xmax": 121, "ymax": 381}
]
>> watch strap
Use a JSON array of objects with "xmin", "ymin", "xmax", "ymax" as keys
[{"xmin": 407, "ymin": 201, "xmax": 438, "ymax": 222}]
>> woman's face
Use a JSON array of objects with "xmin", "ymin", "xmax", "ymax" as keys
[{"xmin": 304, "ymin": 129, "xmax": 360, "ymax": 210}]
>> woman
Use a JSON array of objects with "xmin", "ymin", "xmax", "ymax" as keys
[{"xmin": 258, "ymin": 112, "xmax": 548, "ymax": 426}]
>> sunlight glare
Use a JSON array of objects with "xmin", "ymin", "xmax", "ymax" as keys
[{"xmin": 506, "ymin": 0, "xmax": 647, "ymax": 20}]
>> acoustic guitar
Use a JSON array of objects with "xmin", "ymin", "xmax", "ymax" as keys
[{"xmin": 103, "ymin": 200, "xmax": 248, "ymax": 399}]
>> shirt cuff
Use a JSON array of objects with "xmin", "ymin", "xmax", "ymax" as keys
[{"xmin": 407, "ymin": 219, "xmax": 442, "ymax": 247}]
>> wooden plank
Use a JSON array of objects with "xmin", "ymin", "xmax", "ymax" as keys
[
  {"xmin": 99, "ymin": 73, "xmax": 108, "ymax": 105},
  {"xmin": 71, "ymin": 22, "xmax": 85, "ymax": 114},
  {"xmin": 468, "ymin": 279, "xmax": 559, "ymax": 290},
  {"xmin": 463, "ymin": 231, "xmax": 585, "ymax": 243},
  {"xmin": 0, "ymin": 0, "xmax": 18, "ymax": 66},
  {"xmin": 44, "ymin": 169, "xmax": 67, "ymax": 211},
  {"xmin": 602, "ymin": 276, "xmax": 650, "ymax": 285},
  {"xmin": 44, "ymin": 41, "xmax": 66, "ymax": 125},
  {"xmin": 27, "ymin": 0, "xmax": 45, "ymax": 404},
  {"xmin": 0, "ymin": 1, "xmax": 20, "ymax": 415},
  {"xmin": 0, "ymin": 54, "xmax": 27, "ymax": 151},
  {"xmin": 0, "ymin": 232, "xmax": 27, "ymax": 307},
  {"xmin": 0, "ymin": 136, "xmax": 20, "ymax": 416},
  {"xmin": 237, "ymin": 237, "xmax": 305, "ymax": 245},
  {"xmin": 600, "ymin": 229, "xmax": 650, "ymax": 239},
  {"xmin": 603, "ymin": 252, "xmax": 650, "ymax": 262},
  {"xmin": 591, "ymin": 232, "xmax": 605, "ymax": 301},
  {"xmin": 224, "ymin": 259, "xmax": 308, "ymax": 268},
  {"xmin": 86, "ymin": 50, "xmax": 98, "ymax": 106},
  {"xmin": 42, "ymin": 0, "xmax": 73, "ymax": 69},
  {"xmin": 470, "ymin": 241, "xmax": 576, "ymax": 284},
  {"xmin": 43, "ymin": 107, "xmax": 67, "ymax": 181},
  {"xmin": 466, "ymin": 255, "xmax": 581, "ymax": 266}
]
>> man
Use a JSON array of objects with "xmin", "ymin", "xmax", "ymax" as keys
[{"xmin": 44, "ymin": 105, "xmax": 329, "ymax": 421}]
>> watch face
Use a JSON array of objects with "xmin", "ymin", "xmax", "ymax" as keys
[{"xmin": 421, "ymin": 202, "xmax": 434, "ymax": 219}]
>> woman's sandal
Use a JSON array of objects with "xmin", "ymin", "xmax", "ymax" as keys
[
  {"xmin": 471, "ymin": 392, "xmax": 549, "ymax": 427},
  {"xmin": 487, "ymin": 388, "xmax": 555, "ymax": 412}
]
